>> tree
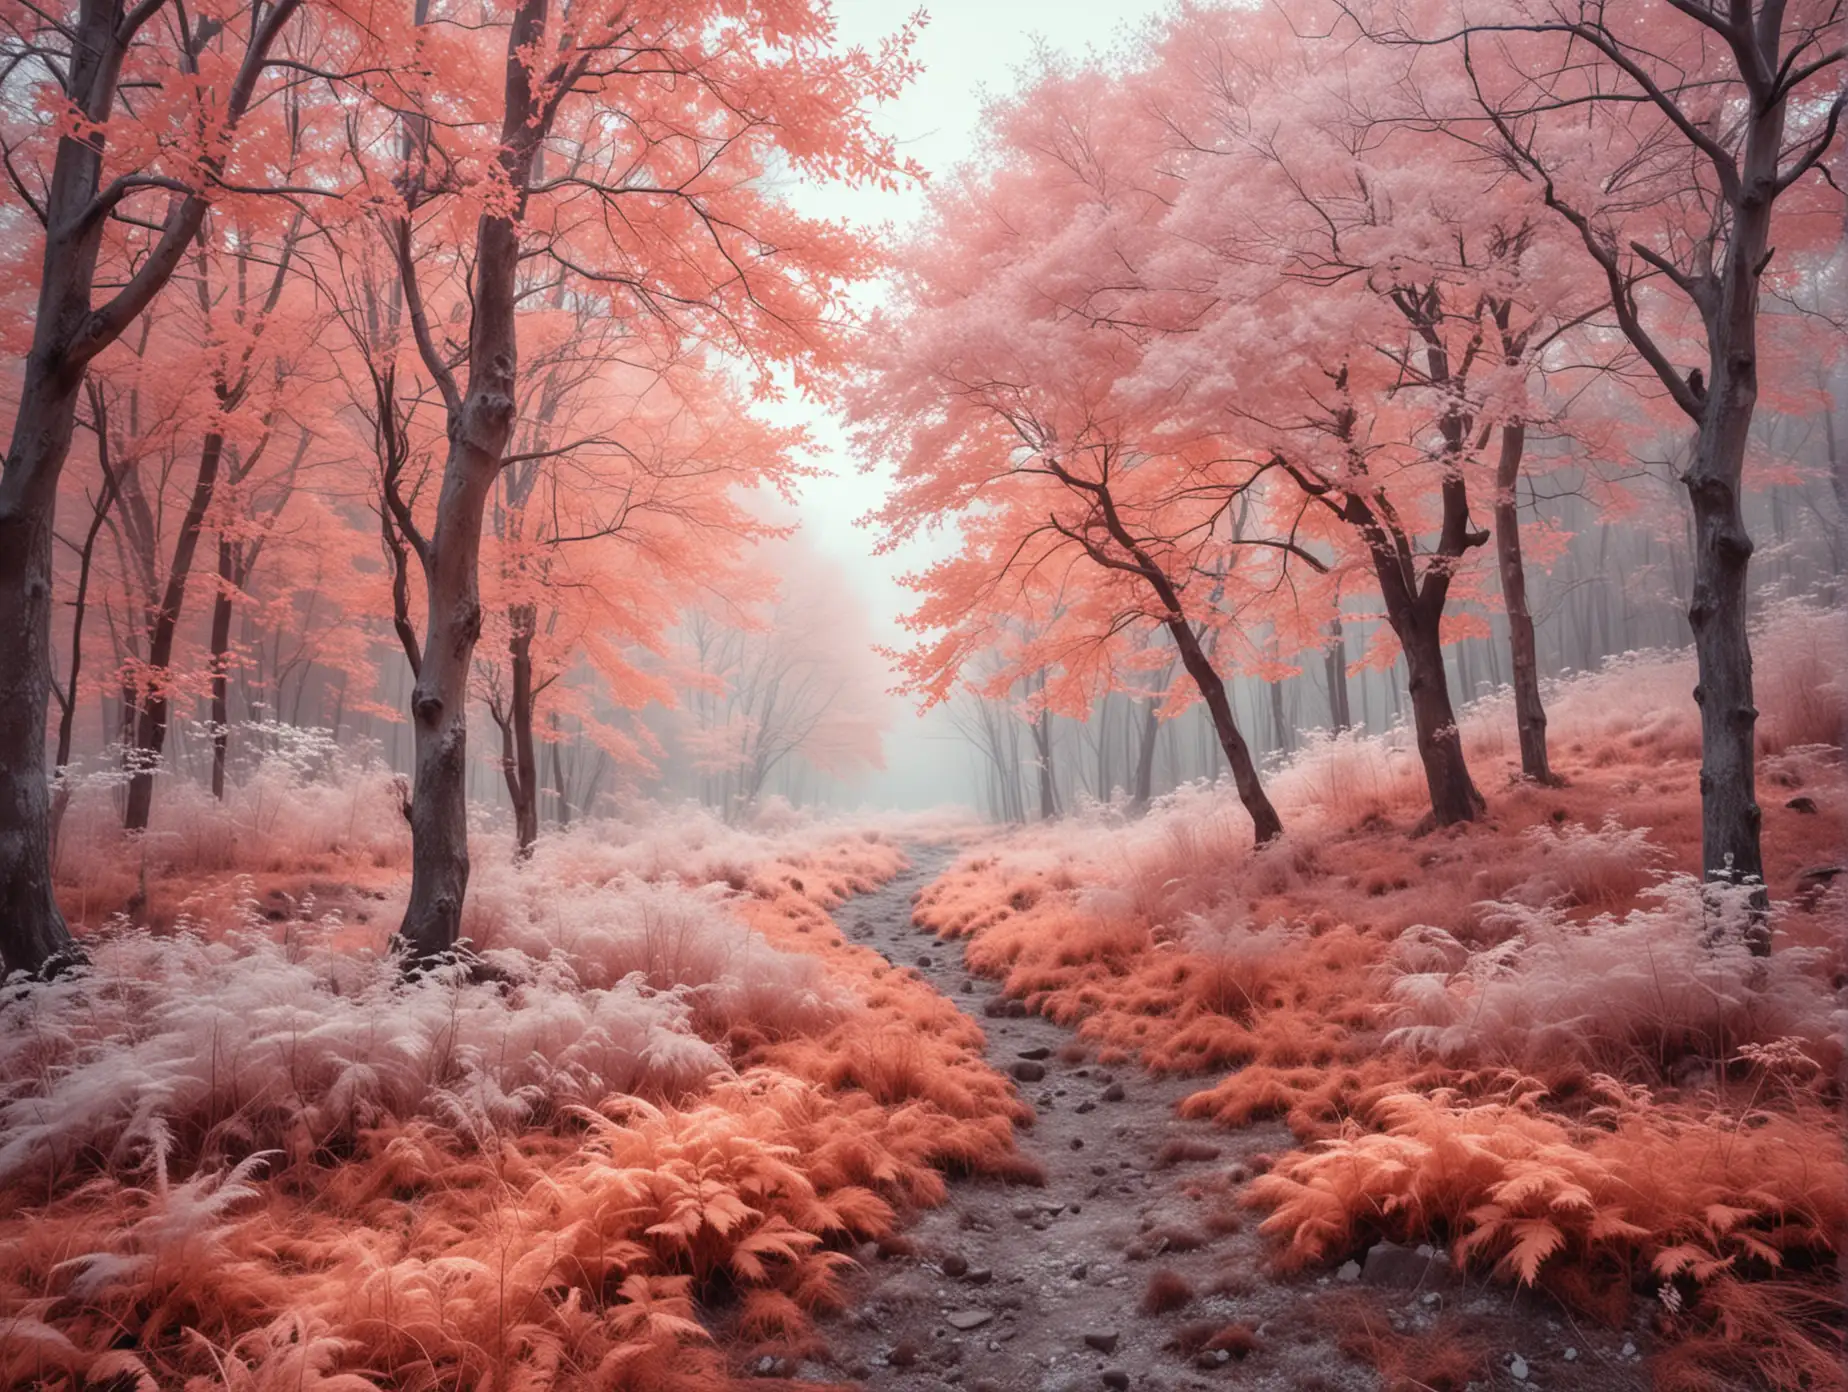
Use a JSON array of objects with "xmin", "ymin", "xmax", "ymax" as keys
[
  {"xmin": 1369, "ymin": 0, "xmax": 1845, "ymax": 892},
  {"xmin": 474, "ymin": 337, "xmax": 803, "ymax": 857},
  {"xmin": 0, "ymin": 0, "xmax": 313, "ymax": 975},
  {"xmin": 1133, "ymin": 3, "xmax": 1601, "ymax": 825},
  {"xmin": 47, "ymin": 381, "xmax": 124, "ymax": 857},
  {"xmin": 204, "ymin": 423, "xmax": 314, "ymax": 800},
  {"xmin": 676, "ymin": 536, "xmax": 888, "ymax": 820},
  {"xmin": 852, "ymin": 59, "xmax": 1294, "ymax": 845},
  {"xmin": 330, "ymin": 0, "xmax": 915, "ymax": 960},
  {"xmin": 118, "ymin": 208, "xmax": 310, "ymax": 832}
]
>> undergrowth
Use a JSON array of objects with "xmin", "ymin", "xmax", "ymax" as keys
[
  {"xmin": 1, "ymin": 808, "xmax": 1019, "ymax": 1391},
  {"xmin": 910, "ymin": 610, "xmax": 1847, "ymax": 1391}
]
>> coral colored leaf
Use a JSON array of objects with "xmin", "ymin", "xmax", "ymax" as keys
[
  {"xmin": 1585, "ymin": 1210, "xmax": 1651, "ymax": 1242},
  {"xmin": 1702, "ymin": 1203, "xmax": 1757, "ymax": 1235},
  {"xmin": 1503, "ymin": 1219, "xmax": 1565, "ymax": 1284}
]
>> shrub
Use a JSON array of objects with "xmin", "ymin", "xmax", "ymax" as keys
[
  {"xmin": 1246, "ymin": 1086, "xmax": 1848, "ymax": 1390},
  {"xmin": 1384, "ymin": 875, "xmax": 1843, "ymax": 1080}
]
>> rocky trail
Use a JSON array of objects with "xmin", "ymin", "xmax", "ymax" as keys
[{"xmin": 795, "ymin": 848, "xmax": 1654, "ymax": 1392}]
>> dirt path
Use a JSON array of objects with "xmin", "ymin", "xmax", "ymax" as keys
[{"xmin": 799, "ymin": 847, "xmax": 1652, "ymax": 1392}]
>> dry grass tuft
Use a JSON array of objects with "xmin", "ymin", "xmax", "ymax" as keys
[
  {"xmin": 1322, "ymin": 1296, "xmax": 1489, "ymax": 1392},
  {"xmin": 1140, "ymin": 1267, "xmax": 1195, "ymax": 1314}
]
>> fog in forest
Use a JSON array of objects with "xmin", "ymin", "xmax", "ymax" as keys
[{"xmin": 3, "ymin": 1, "xmax": 1845, "ymax": 1387}]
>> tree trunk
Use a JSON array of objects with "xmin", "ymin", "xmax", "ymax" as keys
[
  {"xmin": 1398, "ymin": 610, "xmax": 1486, "ymax": 828},
  {"xmin": 123, "ymin": 431, "xmax": 224, "ymax": 831},
  {"xmin": 1686, "ymin": 329, "xmax": 1765, "ymax": 903},
  {"xmin": 1062, "ymin": 466, "xmax": 1282, "ymax": 843},
  {"xmin": 548, "ymin": 711, "xmax": 570, "ymax": 827},
  {"xmin": 1339, "ymin": 466, "xmax": 1487, "ymax": 825},
  {"xmin": 1268, "ymin": 678, "xmax": 1290, "ymax": 754},
  {"xmin": 209, "ymin": 537, "xmax": 238, "ymax": 800},
  {"xmin": 0, "ymin": 459, "xmax": 73, "ymax": 975},
  {"xmin": 1130, "ymin": 697, "xmax": 1160, "ymax": 814},
  {"xmin": 50, "ymin": 408, "xmax": 120, "ymax": 861},
  {"xmin": 1323, "ymin": 617, "xmax": 1352, "ymax": 732},
  {"xmin": 1492, "ymin": 423, "xmax": 1555, "ymax": 784},
  {"xmin": 397, "ymin": 0, "xmax": 549, "ymax": 961},
  {"xmin": 0, "ymin": 0, "xmax": 122, "ymax": 973},
  {"xmin": 1094, "ymin": 695, "xmax": 1111, "ymax": 803},
  {"xmin": 1031, "ymin": 701, "xmax": 1058, "ymax": 820},
  {"xmin": 493, "ymin": 606, "xmax": 540, "ymax": 859},
  {"xmin": 1166, "ymin": 617, "xmax": 1283, "ymax": 843},
  {"xmin": 400, "ymin": 421, "xmax": 502, "ymax": 962}
]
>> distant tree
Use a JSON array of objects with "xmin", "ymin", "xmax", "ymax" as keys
[
  {"xmin": 474, "ymin": 337, "xmax": 801, "ymax": 858},
  {"xmin": 679, "ymin": 538, "xmax": 887, "ymax": 820},
  {"xmin": 115, "ymin": 208, "xmax": 311, "ymax": 833}
]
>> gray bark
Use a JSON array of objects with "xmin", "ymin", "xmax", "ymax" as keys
[{"xmin": 1492, "ymin": 424, "xmax": 1556, "ymax": 784}]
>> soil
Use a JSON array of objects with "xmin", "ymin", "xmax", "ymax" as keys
[{"xmin": 789, "ymin": 846, "xmax": 1656, "ymax": 1392}]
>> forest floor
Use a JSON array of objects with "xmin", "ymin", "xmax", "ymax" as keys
[
  {"xmin": 7, "ymin": 626, "xmax": 1840, "ymax": 1392},
  {"xmin": 799, "ymin": 847, "xmax": 1654, "ymax": 1392}
]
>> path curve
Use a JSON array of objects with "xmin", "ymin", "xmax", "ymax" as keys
[
  {"xmin": 803, "ymin": 846, "xmax": 1375, "ymax": 1392},
  {"xmin": 793, "ymin": 845, "xmax": 1651, "ymax": 1392}
]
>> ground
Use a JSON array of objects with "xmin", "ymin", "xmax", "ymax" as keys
[
  {"xmin": 2, "ymin": 634, "xmax": 1843, "ymax": 1392},
  {"xmin": 795, "ymin": 847, "xmax": 1655, "ymax": 1392}
]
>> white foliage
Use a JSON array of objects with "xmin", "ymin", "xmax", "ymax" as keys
[
  {"xmin": 4, "ymin": 803, "xmax": 883, "ymax": 1189},
  {"xmin": 0, "ymin": 904, "xmax": 741, "ymax": 1185},
  {"xmin": 1384, "ymin": 874, "xmax": 1845, "ymax": 1076},
  {"xmin": 58, "ymin": 1150, "xmax": 273, "ymax": 1302}
]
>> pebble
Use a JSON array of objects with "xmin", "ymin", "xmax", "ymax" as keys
[
  {"xmin": 888, "ymin": 1339, "xmax": 921, "ymax": 1367},
  {"xmin": 1076, "ymin": 1100, "xmax": 1098, "ymax": 1114},
  {"xmin": 1509, "ymin": 1354, "xmax": 1529, "ymax": 1381},
  {"xmin": 1011, "ymin": 1060, "xmax": 1047, "ymax": 1082},
  {"xmin": 942, "ymin": 1253, "xmax": 969, "ymax": 1278},
  {"xmin": 1084, "ymin": 1331, "xmax": 1121, "ymax": 1354},
  {"xmin": 1018, "ymin": 1044, "xmax": 1053, "ymax": 1060},
  {"xmin": 965, "ymin": 1267, "xmax": 994, "ymax": 1285},
  {"xmin": 1563, "ymin": 1348, "xmax": 1578, "ymax": 1362},
  {"xmin": 1101, "ymin": 1082, "xmax": 1127, "ymax": 1102},
  {"xmin": 1623, "ymin": 1341, "xmax": 1637, "ymax": 1357},
  {"xmin": 1336, "ymin": 1260, "xmax": 1362, "ymax": 1282},
  {"xmin": 1102, "ymin": 1372, "xmax": 1130, "ymax": 1391},
  {"xmin": 946, "ymin": 1309, "xmax": 993, "ymax": 1331}
]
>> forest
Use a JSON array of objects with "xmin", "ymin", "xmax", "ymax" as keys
[{"xmin": 0, "ymin": 0, "xmax": 1844, "ymax": 1389}]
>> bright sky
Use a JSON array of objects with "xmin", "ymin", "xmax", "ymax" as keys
[{"xmin": 765, "ymin": 0, "xmax": 1171, "ymax": 805}]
